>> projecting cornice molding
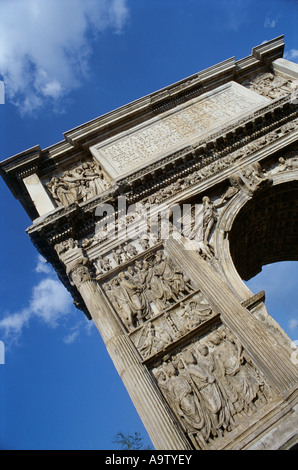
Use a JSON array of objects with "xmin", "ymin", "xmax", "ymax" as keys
[{"xmin": 0, "ymin": 37, "xmax": 285, "ymax": 192}]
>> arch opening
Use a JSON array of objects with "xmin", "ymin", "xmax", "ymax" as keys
[
  {"xmin": 245, "ymin": 261, "xmax": 298, "ymax": 340},
  {"xmin": 229, "ymin": 181, "xmax": 298, "ymax": 281},
  {"xmin": 228, "ymin": 180, "xmax": 298, "ymax": 340}
]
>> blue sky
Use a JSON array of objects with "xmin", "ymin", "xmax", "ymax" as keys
[{"xmin": 0, "ymin": 0, "xmax": 297, "ymax": 450}]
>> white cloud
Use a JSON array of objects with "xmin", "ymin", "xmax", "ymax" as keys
[
  {"xmin": 0, "ymin": 80, "xmax": 4, "ymax": 104},
  {"xmin": 0, "ymin": 0, "xmax": 129, "ymax": 114},
  {"xmin": 0, "ymin": 256, "xmax": 74, "ymax": 346},
  {"xmin": 264, "ymin": 15, "xmax": 277, "ymax": 28},
  {"xmin": 284, "ymin": 49, "xmax": 298, "ymax": 63},
  {"xmin": 30, "ymin": 278, "xmax": 73, "ymax": 327},
  {"xmin": 35, "ymin": 254, "xmax": 52, "ymax": 275},
  {"xmin": 63, "ymin": 319, "xmax": 95, "ymax": 345},
  {"xmin": 63, "ymin": 329, "xmax": 80, "ymax": 345},
  {"xmin": 0, "ymin": 309, "xmax": 31, "ymax": 341},
  {"xmin": 289, "ymin": 318, "xmax": 298, "ymax": 331}
]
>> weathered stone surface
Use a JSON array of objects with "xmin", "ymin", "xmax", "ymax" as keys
[
  {"xmin": 1, "ymin": 36, "xmax": 297, "ymax": 450},
  {"xmin": 91, "ymin": 82, "xmax": 269, "ymax": 180}
]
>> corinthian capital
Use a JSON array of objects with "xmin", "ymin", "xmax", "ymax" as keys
[{"xmin": 68, "ymin": 259, "xmax": 93, "ymax": 286}]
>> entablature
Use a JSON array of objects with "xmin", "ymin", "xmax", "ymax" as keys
[{"xmin": 0, "ymin": 36, "xmax": 288, "ymax": 220}]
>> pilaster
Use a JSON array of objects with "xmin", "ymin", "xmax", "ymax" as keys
[
  {"xmin": 165, "ymin": 237, "xmax": 298, "ymax": 395},
  {"xmin": 63, "ymin": 252, "xmax": 192, "ymax": 450}
]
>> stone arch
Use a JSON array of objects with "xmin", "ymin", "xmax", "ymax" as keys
[{"xmin": 215, "ymin": 171, "xmax": 298, "ymax": 304}]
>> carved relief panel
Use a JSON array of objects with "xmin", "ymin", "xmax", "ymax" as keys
[
  {"xmin": 45, "ymin": 159, "xmax": 109, "ymax": 207},
  {"xmin": 242, "ymin": 72, "xmax": 298, "ymax": 100},
  {"xmin": 152, "ymin": 324, "xmax": 273, "ymax": 450},
  {"xmin": 102, "ymin": 247, "xmax": 195, "ymax": 333}
]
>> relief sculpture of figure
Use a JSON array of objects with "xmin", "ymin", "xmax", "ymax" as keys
[
  {"xmin": 116, "ymin": 271, "xmax": 150, "ymax": 327},
  {"xmin": 182, "ymin": 348, "xmax": 233, "ymax": 440},
  {"xmin": 211, "ymin": 331, "xmax": 246, "ymax": 419},
  {"xmin": 81, "ymin": 162, "xmax": 108, "ymax": 194},
  {"xmin": 146, "ymin": 252, "xmax": 176, "ymax": 309},
  {"xmin": 46, "ymin": 161, "xmax": 108, "ymax": 207},
  {"xmin": 134, "ymin": 259, "xmax": 154, "ymax": 308},
  {"xmin": 138, "ymin": 321, "xmax": 172, "ymax": 358},
  {"xmin": 274, "ymin": 155, "xmax": 298, "ymax": 173},
  {"xmin": 211, "ymin": 330, "xmax": 270, "ymax": 419},
  {"xmin": 180, "ymin": 295, "xmax": 212, "ymax": 333},
  {"xmin": 155, "ymin": 363, "xmax": 208, "ymax": 445},
  {"xmin": 229, "ymin": 162, "xmax": 272, "ymax": 198},
  {"xmin": 202, "ymin": 196, "xmax": 218, "ymax": 245},
  {"xmin": 105, "ymin": 277, "xmax": 135, "ymax": 331},
  {"xmin": 148, "ymin": 250, "xmax": 193, "ymax": 309},
  {"xmin": 46, "ymin": 176, "xmax": 74, "ymax": 206}
]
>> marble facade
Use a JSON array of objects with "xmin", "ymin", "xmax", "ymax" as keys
[{"xmin": 1, "ymin": 36, "xmax": 298, "ymax": 450}]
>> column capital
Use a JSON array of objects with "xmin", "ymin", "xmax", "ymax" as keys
[{"xmin": 54, "ymin": 237, "xmax": 94, "ymax": 286}]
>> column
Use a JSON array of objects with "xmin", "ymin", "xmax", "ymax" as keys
[{"xmin": 68, "ymin": 259, "xmax": 192, "ymax": 450}]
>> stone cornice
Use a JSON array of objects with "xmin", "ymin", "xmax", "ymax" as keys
[
  {"xmin": 26, "ymin": 94, "xmax": 298, "ymax": 244},
  {"xmin": 25, "ymin": 110, "xmax": 298, "ymax": 320},
  {"xmin": 0, "ymin": 37, "xmax": 285, "ymax": 220}
]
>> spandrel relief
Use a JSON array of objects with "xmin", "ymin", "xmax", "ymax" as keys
[
  {"xmin": 103, "ymin": 249, "xmax": 195, "ymax": 332},
  {"xmin": 228, "ymin": 162, "xmax": 273, "ymax": 197},
  {"xmin": 270, "ymin": 150, "xmax": 298, "ymax": 174},
  {"xmin": 153, "ymin": 325, "xmax": 272, "ymax": 449},
  {"xmin": 46, "ymin": 160, "xmax": 109, "ymax": 207}
]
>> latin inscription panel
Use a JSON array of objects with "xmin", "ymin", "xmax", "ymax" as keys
[{"xmin": 91, "ymin": 82, "xmax": 269, "ymax": 179}]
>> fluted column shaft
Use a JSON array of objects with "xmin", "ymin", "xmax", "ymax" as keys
[{"xmin": 69, "ymin": 261, "xmax": 192, "ymax": 450}]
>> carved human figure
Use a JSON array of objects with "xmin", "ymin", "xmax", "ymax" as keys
[
  {"xmin": 95, "ymin": 255, "xmax": 112, "ymax": 273},
  {"xmin": 106, "ymin": 277, "xmax": 135, "ymax": 331},
  {"xmin": 112, "ymin": 247, "xmax": 124, "ymax": 265},
  {"xmin": 211, "ymin": 330, "xmax": 270, "ymax": 418},
  {"xmin": 117, "ymin": 271, "xmax": 150, "ymax": 326},
  {"xmin": 202, "ymin": 196, "xmax": 218, "ymax": 245},
  {"xmin": 182, "ymin": 348, "xmax": 232, "ymax": 438},
  {"xmin": 147, "ymin": 252, "xmax": 176, "ymax": 309},
  {"xmin": 243, "ymin": 72, "xmax": 297, "ymax": 99},
  {"xmin": 274, "ymin": 155, "xmax": 298, "ymax": 173},
  {"xmin": 180, "ymin": 296, "xmax": 212, "ymax": 332},
  {"xmin": 211, "ymin": 331, "xmax": 245, "ymax": 418},
  {"xmin": 151, "ymin": 250, "xmax": 193, "ymax": 306},
  {"xmin": 134, "ymin": 260, "xmax": 153, "ymax": 308},
  {"xmin": 81, "ymin": 162, "xmax": 107, "ymax": 194},
  {"xmin": 46, "ymin": 176, "xmax": 74, "ymax": 206},
  {"xmin": 124, "ymin": 242, "xmax": 139, "ymax": 259},
  {"xmin": 46, "ymin": 161, "xmax": 108, "ymax": 207},
  {"xmin": 138, "ymin": 321, "xmax": 172, "ymax": 358},
  {"xmin": 155, "ymin": 362, "xmax": 208, "ymax": 444},
  {"xmin": 229, "ymin": 162, "xmax": 272, "ymax": 197},
  {"xmin": 138, "ymin": 237, "xmax": 150, "ymax": 250},
  {"xmin": 62, "ymin": 170, "xmax": 84, "ymax": 203}
]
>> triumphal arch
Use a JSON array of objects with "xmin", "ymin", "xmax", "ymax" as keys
[{"xmin": 1, "ymin": 36, "xmax": 298, "ymax": 450}]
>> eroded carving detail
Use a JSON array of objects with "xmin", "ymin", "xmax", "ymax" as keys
[
  {"xmin": 103, "ymin": 250, "xmax": 195, "ymax": 331},
  {"xmin": 271, "ymin": 151, "xmax": 298, "ymax": 174},
  {"xmin": 229, "ymin": 162, "xmax": 272, "ymax": 197},
  {"xmin": 153, "ymin": 325, "xmax": 272, "ymax": 449},
  {"xmin": 131, "ymin": 291, "xmax": 214, "ymax": 360},
  {"xmin": 242, "ymin": 72, "xmax": 298, "ymax": 100},
  {"xmin": 46, "ymin": 161, "xmax": 108, "ymax": 207}
]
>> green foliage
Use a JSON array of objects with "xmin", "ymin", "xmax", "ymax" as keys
[{"xmin": 112, "ymin": 431, "xmax": 152, "ymax": 450}]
